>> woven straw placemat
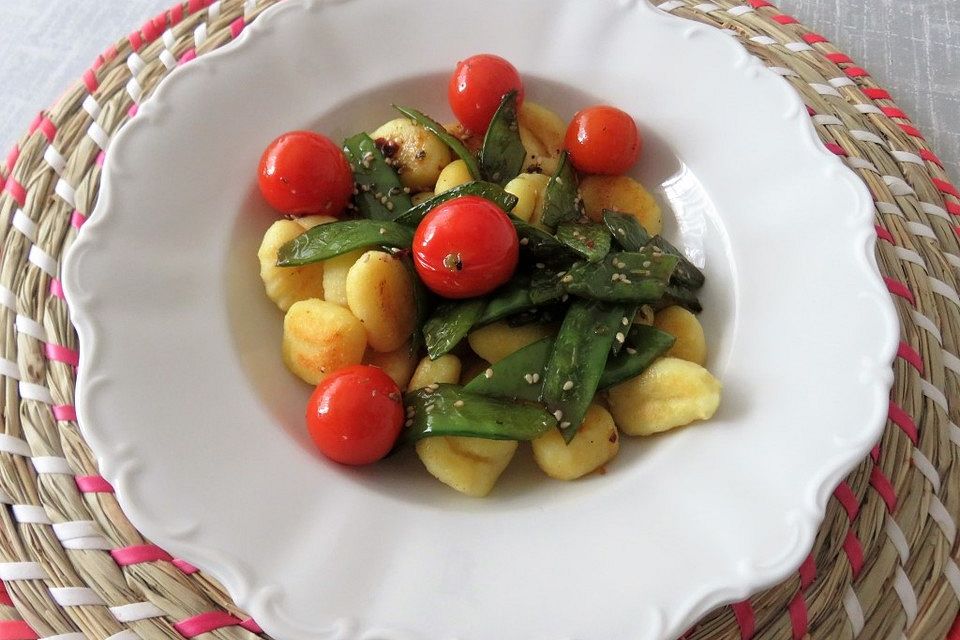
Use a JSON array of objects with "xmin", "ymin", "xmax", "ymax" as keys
[{"xmin": 0, "ymin": 0, "xmax": 956, "ymax": 638}]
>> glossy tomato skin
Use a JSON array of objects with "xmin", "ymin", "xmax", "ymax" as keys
[
  {"xmin": 563, "ymin": 106, "xmax": 642, "ymax": 175},
  {"xmin": 448, "ymin": 54, "xmax": 524, "ymax": 134},
  {"xmin": 306, "ymin": 365, "xmax": 404, "ymax": 466},
  {"xmin": 258, "ymin": 131, "xmax": 354, "ymax": 216},
  {"xmin": 413, "ymin": 196, "xmax": 519, "ymax": 299}
]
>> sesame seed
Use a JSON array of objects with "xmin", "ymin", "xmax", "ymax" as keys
[
  {"xmin": 626, "ymin": 347, "xmax": 637, "ymax": 355},
  {"xmin": 535, "ymin": 262, "xmax": 545, "ymax": 269},
  {"xmin": 553, "ymin": 410, "xmax": 564, "ymax": 421},
  {"xmin": 561, "ymin": 274, "xmax": 574, "ymax": 283},
  {"xmin": 560, "ymin": 421, "xmax": 571, "ymax": 429},
  {"xmin": 524, "ymin": 374, "xmax": 535, "ymax": 384},
  {"xmin": 453, "ymin": 400, "xmax": 465, "ymax": 408},
  {"xmin": 520, "ymin": 237, "xmax": 529, "ymax": 246},
  {"xmin": 621, "ymin": 277, "xmax": 632, "ymax": 284},
  {"xmin": 622, "ymin": 317, "xmax": 630, "ymax": 326},
  {"xmin": 642, "ymin": 261, "xmax": 651, "ymax": 268},
  {"xmin": 561, "ymin": 294, "xmax": 569, "ymax": 302},
  {"xmin": 379, "ymin": 227, "xmax": 387, "ymax": 235},
  {"xmin": 562, "ymin": 380, "xmax": 574, "ymax": 391},
  {"xmin": 405, "ymin": 419, "xmax": 413, "ymax": 427},
  {"xmin": 403, "ymin": 187, "xmax": 411, "ymax": 194},
  {"xmin": 386, "ymin": 201, "xmax": 395, "ymax": 211},
  {"xmin": 532, "ymin": 373, "xmax": 540, "ymax": 383},
  {"xmin": 611, "ymin": 274, "xmax": 619, "ymax": 282},
  {"xmin": 428, "ymin": 383, "xmax": 440, "ymax": 391},
  {"xmin": 484, "ymin": 368, "xmax": 494, "ymax": 379},
  {"xmin": 616, "ymin": 332, "xmax": 626, "ymax": 343}
]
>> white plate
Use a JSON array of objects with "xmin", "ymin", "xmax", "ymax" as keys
[{"xmin": 63, "ymin": 1, "xmax": 899, "ymax": 638}]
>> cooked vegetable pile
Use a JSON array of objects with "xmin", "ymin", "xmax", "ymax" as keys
[{"xmin": 255, "ymin": 54, "xmax": 721, "ymax": 496}]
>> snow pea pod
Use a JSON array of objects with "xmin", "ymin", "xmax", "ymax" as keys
[
  {"xmin": 479, "ymin": 91, "xmax": 526, "ymax": 186},
  {"xmin": 276, "ymin": 220, "xmax": 413, "ymax": 266},
  {"xmin": 393, "ymin": 105, "xmax": 482, "ymax": 180},
  {"xmin": 342, "ymin": 133, "xmax": 412, "ymax": 220}
]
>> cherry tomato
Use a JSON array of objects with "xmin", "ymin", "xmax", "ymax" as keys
[
  {"xmin": 563, "ymin": 106, "xmax": 642, "ymax": 175},
  {"xmin": 412, "ymin": 196, "xmax": 519, "ymax": 299},
  {"xmin": 448, "ymin": 54, "xmax": 525, "ymax": 134},
  {"xmin": 258, "ymin": 131, "xmax": 354, "ymax": 216},
  {"xmin": 306, "ymin": 365, "xmax": 404, "ymax": 466}
]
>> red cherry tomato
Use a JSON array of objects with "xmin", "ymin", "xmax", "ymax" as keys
[
  {"xmin": 413, "ymin": 196, "xmax": 519, "ymax": 299},
  {"xmin": 306, "ymin": 365, "xmax": 404, "ymax": 466},
  {"xmin": 448, "ymin": 54, "xmax": 525, "ymax": 134},
  {"xmin": 258, "ymin": 131, "xmax": 354, "ymax": 216},
  {"xmin": 563, "ymin": 106, "xmax": 642, "ymax": 175}
]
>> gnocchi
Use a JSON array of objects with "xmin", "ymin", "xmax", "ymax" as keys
[
  {"xmin": 579, "ymin": 175, "xmax": 663, "ymax": 235},
  {"xmin": 434, "ymin": 159, "xmax": 473, "ymax": 194},
  {"xmin": 518, "ymin": 102, "xmax": 566, "ymax": 175},
  {"xmin": 365, "ymin": 342, "xmax": 418, "ymax": 389},
  {"xmin": 504, "ymin": 172, "xmax": 550, "ymax": 224},
  {"xmin": 653, "ymin": 306, "xmax": 707, "ymax": 365},
  {"xmin": 416, "ymin": 437, "xmax": 518, "ymax": 498},
  {"xmin": 607, "ymin": 357, "xmax": 721, "ymax": 436},
  {"xmin": 467, "ymin": 321, "xmax": 555, "ymax": 364},
  {"xmin": 346, "ymin": 250, "xmax": 417, "ymax": 353},
  {"xmin": 408, "ymin": 354, "xmax": 462, "ymax": 391},
  {"xmin": 258, "ymin": 220, "xmax": 326, "ymax": 312},
  {"xmin": 371, "ymin": 118, "xmax": 453, "ymax": 192},
  {"xmin": 322, "ymin": 249, "xmax": 364, "ymax": 308},
  {"xmin": 282, "ymin": 299, "xmax": 367, "ymax": 385},
  {"xmin": 532, "ymin": 404, "xmax": 620, "ymax": 480}
]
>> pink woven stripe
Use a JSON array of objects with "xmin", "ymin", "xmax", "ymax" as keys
[
  {"xmin": 49, "ymin": 278, "xmax": 64, "ymax": 299},
  {"xmin": 824, "ymin": 142, "xmax": 846, "ymax": 156},
  {"xmin": 919, "ymin": 149, "xmax": 943, "ymax": 167},
  {"xmin": 863, "ymin": 87, "xmax": 891, "ymax": 100},
  {"xmin": 0, "ymin": 581, "xmax": 14, "ymax": 607},
  {"xmin": 188, "ymin": 0, "xmax": 212, "ymax": 14},
  {"xmin": 834, "ymin": 481, "xmax": 860, "ymax": 520},
  {"xmin": 771, "ymin": 13, "xmax": 798, "ymax": 24},
  {"xmin": 888, "ymin": 401, "xmax": 919, "ymax": 444},
  {"xmin": 128, "ymin": 103, "xmax": 139, "ymax": 118},
  {"xmin": 240, "ymin": 619, "xmax": 263, "ymax": 633},
  {"xmin": 871, "ymin": 444, "xmax": 881, "ymax": 463},
  {"xmin": 896, "ymin": 341, "xmax": 923, "ymax": 374},
  {"xmin": 883, "ymin": 276, "xmax": 915, "ymax": 305},
  {"xmin": 174, "ymin": 612, "xmax": 242, "ymax": 638},
  {"xmin": 83, "ymin": 69, "xmax": 99, "ymax": 93},
  {"xmin": 933, "ymin": 178, "xmax": 960, "ymax": 199},
  {"xmin": 172, "ymin": 558, "xmax": 199, "ymax": 574},
  {"xmin": 75, "ymin": 475, "xmax": 113, "ymax": 493},
  {"xmin": 52, "ymin": 405, "xmax": 76, "ymax": 421},
  {"xmin": 844, "ymin": 66, "xmax": 869, "ymax": 78},
  {"xmin": 37, "ymin": 117, "xmax": 56, "ymax": 142},
  {"xmin": 843, "ymin": 530, "xmax": 864, "ymax": 577},
  {"xmin": 112, "ymin": 544, "xmax": 173, "ymax": 566},
  {"xmin": 104, "ymin": 44, "xmax": 119, "ymax": 64},
  {"xmin": 230, "ymin": 17, "xmax": 245, "ymax": 39},
  {"xmin": 45, "ymin": 343, "xmax": 79, "ymax": 367},
  {"xmin": 825, "ymin": 52, "xmax": 852, "ymax": 64},
  {"xmin": 881, "ymin": 106, "xmax": 908, "ymax": 119},
  {"xmin": 95, "ymin": 151, "xmax": 106, "ymax": 167},
  {"xmin": 730, "ymin": 600, "xmax": 755, "ymax": 639},
  {"xmin": 128, "ymin": 30, "xmax": 143, "ymax": 52},
  {"xmin": 948, "ymin": 614, "xmax": 960, "ymax": 640},
  {"xmin": 787, "ymin": 592, "xmax": 808, "ymax": 639},
  {"xmin": 26, "ymin": 113, "xmax": 42, "ymax": 136},
  {"xmin": 71, "ymin": 210, "xmax": 88, "ymax": 229},
  {"xmin": 875, "ymin": 224, "xmax": 894, "ymax": 244},
  {"xmin": 899, "ymin": 123, "xmax": 924, "ymax": 139},
  {"xmin": 798, "ymin": 554, "xmax": 816, "ymax": 589},
  {"xmin": 870, "ymin": 466, "xmax": 897, "ymax": 512},
  {"xmin": 5, "ymin": 145, "xmax": 19, "ymax": 174},
  {"xmin": 169, "ymin": 5, "xmax": 185, "ymax": 24},
  {"xmin": 0, "ymin": 620, "xmax": 38, "ymax": 640},
  {"xmin": 179, "ymin": 49, "xmax": 197, "ymax": 65},
  {"xmin": 5, "ymin": 177, "xmax": 26, "ymax": 207},
  {"xmin": 803, "ymin": 32, "xmax": 828, "ymax": 45},
  {"xmin": 948, "ymin": 203, "xmax": 960, "ymax": 216},
  {"xmin": 142, "ymin": 17, "xmax": 162, "ymax": 43}
]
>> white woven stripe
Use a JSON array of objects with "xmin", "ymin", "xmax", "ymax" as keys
[
  {"xmin": 876, "ymin": 201, "xmax": 902, "ymax": 215},
  {"xmin": 946, "ymin": 253, "xmax": 960, "ymax": 269},
  {"xmin": 43, "ymin": 146, "xmax": 66, "ymax": 175},
  {"xmin": 11, "ymin": 209, "xmax": 37, "ymax": 242},
  {"xmin": 920, "ymin": 202, "xmax": 951, "ymax": 221},
  {"xmin": 693, "ymin": 2, "xmax": 721, "ymax": 11},
  {"xmin": 28, "ymin": 245, "xmax": 58, "ymax": 277},
  {"xmin": 928, "ymin": 496, "xmax": 957, "ymax": 544},
  {"xmin": 892, "ymin": 566, "xmax": 918, "ymax": 627},
  {"xmin": 109, "ymin": 602, "xmax": 166, "ymax": 622},
  {"xmin": 0, "ymin": 358, "xmax": 18, "ymax": 380},
  {"xmin": 19, "ymin": 381, "xmax": 53, "ymax": 405},
  {"xmin": 828, "ymin": 76, "xmax": 856, "ymax": 87},
  {"xmin": 50, "ymin": 587, "xmax": 104, "ymax": 607},
  {"xmin": 883, "ymin": 176, "xmax": 915, "ymax": 196},
  {"xmin": 911, "ymin": 449, "xmax": 941, "ymax": 492},
  {"xmin": 81, "ymin": 95, "xmax": 101, "ymax": 119},
  {"xmin": 0, "ymin": 434, "xmax": 31, "ymax": 457},
  {"xmin": 943, "ymin": 350, "xmax": 960, "ymax": 375},
  {"xmin": 52, "ymin": 520, "xmax": 99, "ymax": 542},
  {"xmin": 12, "ymin": 505, "xmax": 50, "ymax": 525},
  {"xmin": 657, "ymin": 0, "xmax": 684, "ymax": 10},
  {"xmin": 126, "ymin": 52, "xmax": 145, "ymax": 76},
  {"xmin": 768, "ymin": 67, "xmax": 799, "ymax": 77},
  {"xmin": 809, "ymin": 83, "xmax": 842, "ymax": 98},
  {"xmin": 15, "ymin": 315, "xmax": 45, "ymax": 341},
  {"xmin": 750, "ymin": 35, "xmax": 777, "ymax": 45},
  {"xmin": 847, "ymin": 157, "xmax": 878, "ymax": 172},
  {"xmin": 906, "ymin": 221, "xmax": 937, "ymax": 240},
  {"xmin": 929, "ymin": 276, "xmax": 960, "ymax": 307},
  {"xmin": 194, "ymin": 22, "xmax": 208, "ymax": 47},
  {"xmin": 786, "ymin": 41, "xmax": 814, "ymax": 52},
  {"xmin": 159, "ymin": 50, "xmax": 177, "ymax": 71},
  {"xmin": 890, "ymin": 150, "xmax": 924, "ymax": 165},
  {"xmin": 0, "ymin": 561, "xmax": 48, "ymax": 581},
  {"xmin": 945, "ymin": 559, "xmax": 960, "ymax": 598},
  {"xmin": 728, "ymin": 4, "xmax": 754, "ymax": 15},
  {"xmin": 952, "ymin": 423, "xmax": 960, "ymax": 446},
  {"xmin": 162, "ymin": 28, "xmax": 176, "ymax": 49},
  {"xmin": 106, "ymin": 632, "xmax": 139, "ymax": 640},
  {"xmin": 850, "ymin": 129, "xmax": 887, "ymax": 146},
  {"xmin": 87, "ymin": 122, "xmax": 109, "ymax": 150},
  {"xmin": 54, "ymin": 178, "xmax": 76, "ymax": 208},
  {"xmin": 208, "ymin": 0, "xmax": 222, "ymax": 21},
  {"xmin": 884, "ymin": 514, "xmax": 910, "ymax": 563},
  {"xmin": 894, "ymin": 247, "xmax": 925, "ymax": 268},
  {"xmin": 125, "ymin": 77, "xmax": 142, "ymax": 103},
  {"xmin": 813, "ymin": 114, "xmax": 843, "ymax": 127},
  {"xmin": 842, "ymin": 585, "xmax": 865, "ymax": 636},
  {"xmin": 31, "ymin": 456, "xmax": 72, "ymax": 475},
  {"xmin": 854, "ymin": 103, "xmax": 884, "ymax": 115},
  {"xmin": 62, "ymin": 536, "xmax": 113, "ymax": 551},
  {"xmin": 919, "ymin": 379, "xmax": 949, "ymax": 412}
]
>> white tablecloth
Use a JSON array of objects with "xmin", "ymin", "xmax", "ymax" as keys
[{"xmin": 0, "ymin": 0, "xmax": 956, "ymax": 181}]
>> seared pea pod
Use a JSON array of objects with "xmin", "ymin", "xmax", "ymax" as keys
[
  {"xmin": 477, "ymin": 275, "xmax": 537, "ymax": 325},
  {"xmin": 603, "ymin": 209, "xmax": 650, "ymax": 251},
  {"xmin": 597, "ymin": 325, "xmax": 676, "ymax": 389},
  {"xmin": 393, "ymin": 105, "xmax": 482, "ymax": 180},
  {"xmin": 276, "ymin": 220, "xmax": 413, "ymax": 266},
  {"xmin": 479, "ymin": 91, "xmax": 526, "ymax": 186},
  {"xmin": 564, "ymin": 248, "xmax": 679, "ymax": 304},
  {"xmin": 512, "ymin": 218, "xmax": 579, "ymax": 265},
  {"xmin": 542, "ymin": 300, "xmax": 625, "ymax": 442},
  {"xmin": 659, "ymin": 285, "xmax": 703, "ymax": 314},
  {"xmin": 646, "ymin": 235, "xmax": 705, "ymax": 289},
  {"xmin": 401, "ymin": 384, "xmax": 557, "ymax": 443},
  {"xmin": 395, "ymin": 181, "xmax": 518, "ymax": 227},
  {"xmin": 464, "ymin": 337, "xmax": 554, "ymax": 402},
  {"xmin": 423, "ymin": 299, "xmax": 486, "ymax": 360},
  {"xmin": 342, "ymin": 133, "xmax": 412, "ymax": 220},
  {"xmin": 541, "ymin": 152, "xmax": 585, "ymax": 229},
  {"xmin": 556, "ymin": 222, "xmax": 611, "ymax": 263}
]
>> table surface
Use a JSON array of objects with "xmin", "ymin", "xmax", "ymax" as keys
[{"xmin": 0, "ymin": 0, "xmax": 956, "ymax": 183}]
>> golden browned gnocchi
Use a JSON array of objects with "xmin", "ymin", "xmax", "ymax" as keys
[
  {"xmin": 346, "ymin": 251, "xmax": 417, "ymax": 353},
  {"xmin": 608, "ymin": 357, "xmax": 721, "ymax": 436},
  {"xmin": 416, "ymin": 437, "xmax": 518, "ymax": 498},
  {"xmin": 282, "ymin": 299, "xmax": 367, "ymax": 385},
  {"xmin": 408, "ymin": 354, "xmax": 462, "ymax": 391},
  {"xmin": 518, "ymin": 102, "xmax": 566, "ymax": 175},
  {"xmin": 532, "ymin": 404, "xmax": 620, "ymax": 480},
  {"xmin": 467, "ymin": 321, "xmax": 555, "ymax": 364},
  {"xmin": 258, "ymin": 220, "xmax": 327, "ymax": 312},
  {"xmin": 434, "ymin": 159, "xmax": 473, "ymax": 194},
  {"xmin": 504, "ymin": 172, "xmax": 550, "ymax": 224},
  {"xmin": 653, "ymin": 306, "xmax": 707, "ymax": 365},
  {"xmin": 364, "ymin": 342, "xmax": 418, "ymax": 389},
  {"xmin": 579, "ymin": 175, "xmax": 663, "ymax": 235},
  {"xmin": 371, "ymin": 118, "xmax": 453, "ymax": 192},
  {"xmin": 322, "ymin": 249, "xmax": 364, "ymax": 308}
]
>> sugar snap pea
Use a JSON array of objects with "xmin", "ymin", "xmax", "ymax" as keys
[
  {"xmin": 556, "ymin": 222, "xmax": 612, "ymax": 263},
  {"xmin": 541, "ymin": 152, "xmax": 585, "ymax": 229},
  {"xmin": 597, "ymin": 325, "xmax": 675, "ymax": 389},
  {"xmin": 393, "ymin": 105, "xmax": 482, "ymax": 180},
  {"xmin": 564, "ymin": 249, "xmax": 679, "ymax": 304},
  {"xmin": 603, "ymin": 210, "xmax": 650, "ymax": 251},
  {"xmin": 479, "ymin": 91, "xmax": 526, "ymax": 186},
  {"xmin": 342, "ymin": 133, "xmax": 412, "ymax": 220},
  {"xmin": 276, "ymin": 220, "xmax": 413, "ymax": 266},
  {"xmin": 464, "ymin": 337, "xmax": 555, "ymax": 402},
  {"xmin": 394, "ymin": 181, "xmax": 517, "ymax": 227},
  {"xmin": 476, "ymin": 276, "xmax": 536, "ymax": 326},
  {"xmin": 423, "ymin": 299, "xmax": 486, "ymax": 360},
  {"xmin": 646, "ymin": 235, "xmax": 705, "ymax": 289}
]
